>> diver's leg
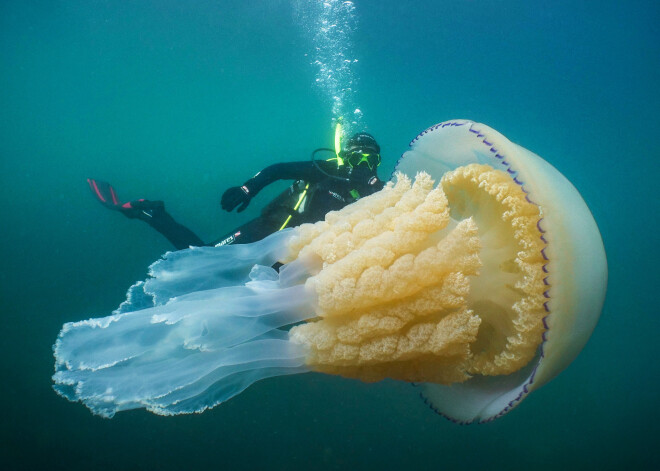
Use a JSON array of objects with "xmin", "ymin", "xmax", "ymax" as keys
[
  {"xmin": 211, "ymin": 217, "xmax": 277, "ymax": 246},
  {"xmin": 88, "ymin": 179, "xmax": 204, "ymax": 250},
  {"xmin": 211, "ymin": 217, "xmax": 284, "ymax": 271},
  {"xmin": 130, "ymin": 200, "xmax": 205, "ymax": 250}
]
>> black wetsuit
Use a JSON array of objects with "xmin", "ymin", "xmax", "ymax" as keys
[
  {"xmin": 211, "ymin": 160, "xmax": 385, "ymax": 246},
  {"xmin": 141, "ymin": 204, "xmax": 206, "ymax": 249}
]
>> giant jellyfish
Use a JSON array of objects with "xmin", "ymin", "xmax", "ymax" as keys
[{"xmin": 53, "ymin": 120, "xmax": 607, "ymax": 423}]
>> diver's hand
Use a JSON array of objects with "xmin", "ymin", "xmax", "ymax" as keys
[{"xmin": 221, "ymin": 186, "xmax": 251, "ymax": 212}]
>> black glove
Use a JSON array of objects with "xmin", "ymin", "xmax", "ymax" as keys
[{"xmin": 221, "ymin": 186, "xmax": 251, "ymax": 212}]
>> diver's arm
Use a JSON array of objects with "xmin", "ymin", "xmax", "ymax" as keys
[
  {"xmin": 242, "ymin": 161, "xmax": 334, "ymax": 196},
  {"xmin": 221, "ymin": 161, "xmax": 335, "ymax": 213}
]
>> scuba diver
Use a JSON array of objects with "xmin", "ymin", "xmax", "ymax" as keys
[{"xmin": 88, "ymin": 132, "xmax": 385, "ymax": 250}]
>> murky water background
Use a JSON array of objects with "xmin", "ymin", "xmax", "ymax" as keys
[{"xmin": 1, "ymin": 1, "xmax": 657, "ymax": 469}]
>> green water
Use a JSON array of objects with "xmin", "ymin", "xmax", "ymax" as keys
[{"xmin": 1, "ymin": 1, "xmax": 658, "ymax": 469}]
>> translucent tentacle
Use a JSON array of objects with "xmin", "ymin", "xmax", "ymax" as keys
[
  {"xmin": 53, "ymin": 231, "xmax": 315, "ymax": 418},
  {"xmin": 117, "ymin": 229, "xmax": 294, "ymax": 312}
]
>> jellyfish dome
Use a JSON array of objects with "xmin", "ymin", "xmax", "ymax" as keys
[
  {"xmin": 53, "ymin": 120, "xmax": 607, "ymax": 423},
  {"xmin": 394, "ymin": 120, "xmax": 607, "ymax": 422}
]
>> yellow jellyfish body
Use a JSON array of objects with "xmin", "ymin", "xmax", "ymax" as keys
[
  {"xmin": 53, "ymin": 120, "xmax": 606, "ymax": 423},
  {"xmin": 284, "ymin": 167, "xmax": 544, "ymax": 384}
]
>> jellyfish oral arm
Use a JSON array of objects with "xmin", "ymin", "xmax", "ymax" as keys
[{"xmin": 53, "ymin": 232, "xmax": 317, "ymax": 418}]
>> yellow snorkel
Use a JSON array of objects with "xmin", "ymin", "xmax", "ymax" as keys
[
  {"xmin": 334, "ymin": 120, "xmax": 344, "ymax": 166},
  {"xmin": 280, "ymin": 120, "xmax": 346, "ymax": 231}
]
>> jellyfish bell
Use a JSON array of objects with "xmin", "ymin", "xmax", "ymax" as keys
[
  {"xmin": 52, "ymin": 120, "xmax": 606, "ymax": 423},
  {"xmin": 395, "ymin": 120, "xmax": 607, "ymax": 422}
]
